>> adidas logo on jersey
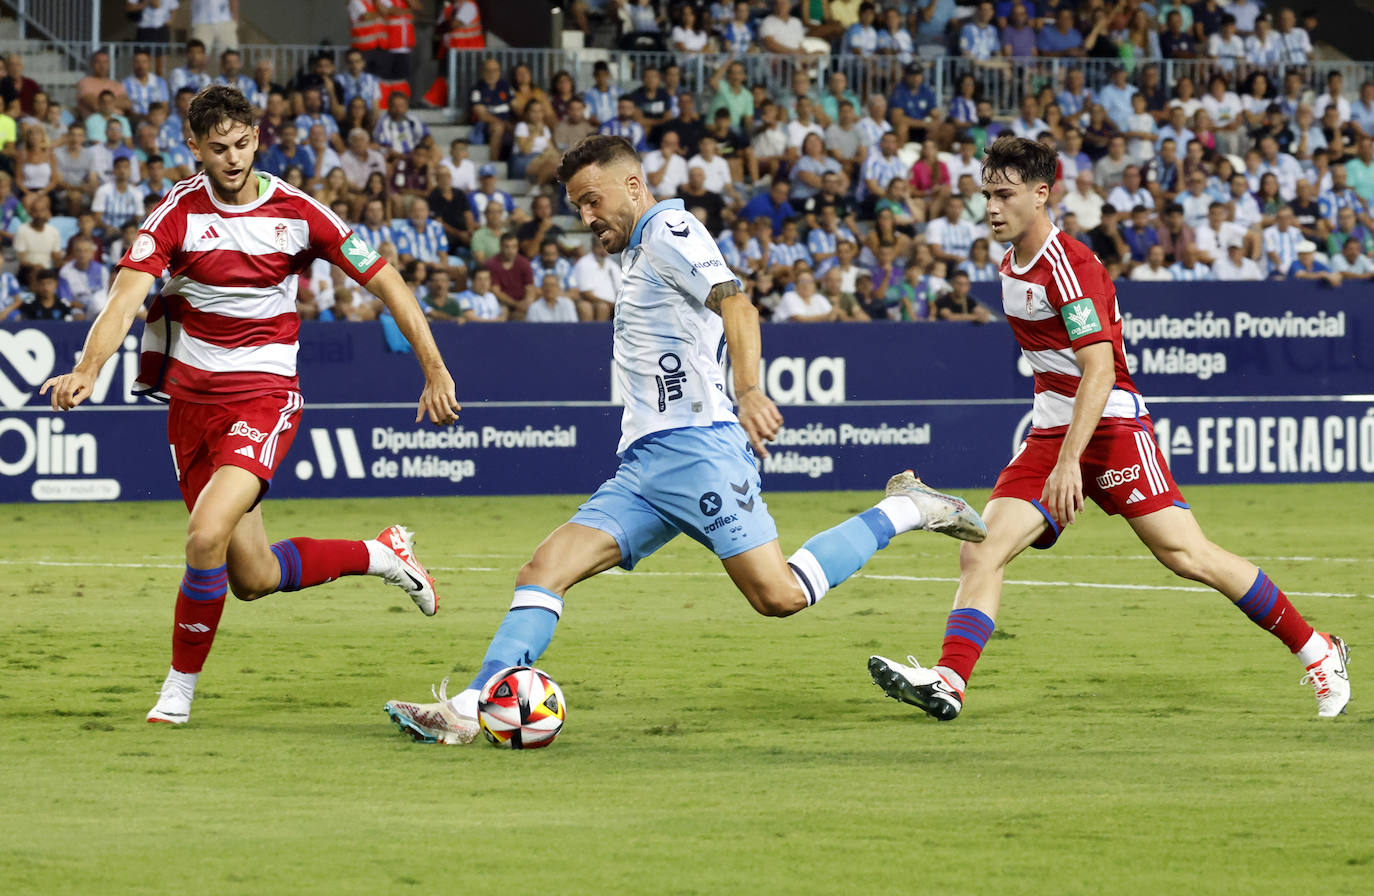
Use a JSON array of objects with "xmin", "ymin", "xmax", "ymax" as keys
[
  {"xmin": 199, "ymin": 224, "xmax": 221, "ymax": 241},
  {"xmin": 1125, "ymin": 488, "xmax": 1146, "ymax": 505},
  {"xmin": 234, "ymin": 445, "xmax": 257, "ymax": 459}
]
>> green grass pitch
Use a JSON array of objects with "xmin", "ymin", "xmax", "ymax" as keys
[{"xmin": 1, "ymin": 485, "xmax": 1369, "ymax": 895}]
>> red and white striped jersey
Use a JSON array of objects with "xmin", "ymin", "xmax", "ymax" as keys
[
  {"xmin": 120, "ymin": 171, "xmax": 386, "ymax": 402},
  {"xmin": 999, "ymin": 226, "xmax": 1146, "ymax": 433}
]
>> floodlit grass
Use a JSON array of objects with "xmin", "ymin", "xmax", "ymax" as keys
[{"xmin": 0, "ymin": 485, "xmax": 1369, "ymax": 895}]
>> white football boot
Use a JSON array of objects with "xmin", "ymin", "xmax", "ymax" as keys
[
  {"xmin": 885, "ymin": 471, "xmax": 987, "ymax": 543},
  {"xmin": 375, "ymin": 525, "xmax": 439, "ymax": 616},
  {"xmin": 146, "ymin": 672, "xmax": 196, "ymax": 724},
  {"xmin": 1300, "ymin": 634, "xmax": 1350, "ymax": 718},
  {"xmin": 869, "ymin": 654, "xmax": 965, "ymax": 721},
  {"xmin": 384, "ymin": 677, "xmax": 480, "ymax": 745}
]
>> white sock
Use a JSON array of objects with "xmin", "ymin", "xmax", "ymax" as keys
[
  {"xmin": 1296, "ymin": 631, "xmax": 1330, "ymax": 666},
  {"xmin": 786, "ymin": 547, "xmax": 829, "ymax": 606},
  {"xmin": 933, "ymin": 665, "xmax": 966, "ymax": 693},
  {"xmin": 450, "ymin": 688, "xmax": 480, "ymax": 719},
  {"xmin": 876, "ymin": 495, "xmax": 924, "ymax": 534},
  {"xmin": 166, "ymin": 667, "xmax": 199, "ymax": 693},
  {"xmin": 364, "ymin": 539, "xmax": 394, "ymax": 576}
]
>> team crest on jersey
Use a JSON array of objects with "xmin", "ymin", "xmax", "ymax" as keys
[
  {"xmin": 131, "ymin": 233, "xmax": 155, "ymax": 261},
  {"xmin": 274, "ymin": 222, "xmax": 289, "ymax": 252}
]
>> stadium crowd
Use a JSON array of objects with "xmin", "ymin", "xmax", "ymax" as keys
[{"xmin": 2, "ymin": 0, "xmax": 1370, "ymax": 328}]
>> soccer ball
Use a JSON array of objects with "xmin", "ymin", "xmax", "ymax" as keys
[{"xmin": 477, "ymin": 666, "xmax": 566, "ymax": 749}]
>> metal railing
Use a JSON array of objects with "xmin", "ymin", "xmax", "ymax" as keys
[
  {"xmin": 101, "ymin": 41, "xmax": 351, "ymax": 89},
  {"xmin": 443, "ymin": 47, "xmax": 1374, "ymax": 121},
  {"xmin": 0, "ymin": 0, "xmax": 98, "ymax": 64}
]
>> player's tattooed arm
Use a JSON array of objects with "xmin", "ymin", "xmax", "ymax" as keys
[{"xmin": 705, "ymin": 280, "xmax": 741, "ymax": 316}]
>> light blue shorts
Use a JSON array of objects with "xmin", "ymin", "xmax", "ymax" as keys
[{"xmin": 571, "ymin": 422, "xmax": 779, "ymax": 570}]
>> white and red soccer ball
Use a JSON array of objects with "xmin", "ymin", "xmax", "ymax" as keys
[{"xmin": 477, "ymin": 666, "xmax": 566, "ymax": 749}]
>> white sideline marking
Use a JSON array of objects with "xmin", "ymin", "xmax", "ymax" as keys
[{"xmin": 8, "ymin": 560, "xmax": 1366, "ymax": 599}]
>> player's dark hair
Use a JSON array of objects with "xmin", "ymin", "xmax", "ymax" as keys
[
  {"xmin": 557, "ymin": 134, "xmax": 640, "ymax": 185},
  {"xmin": 982, "ymin": 135, "xmax": 1058, "ymax": 189},
  {"xmin": 187, "ymin": 85, "xmax": 256, "ymax": 139}
]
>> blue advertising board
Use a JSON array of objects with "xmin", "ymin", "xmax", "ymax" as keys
[{"xmin": 1, "ymin": 282, "xmax": 1369, "ymax": 503}]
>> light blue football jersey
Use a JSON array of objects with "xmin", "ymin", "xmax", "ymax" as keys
[{"xmin": 613, "ymin": 198, "xmax": 741, "ymax": 454}]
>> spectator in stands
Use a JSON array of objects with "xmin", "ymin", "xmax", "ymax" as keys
[
  {"xmin": 374, "ymin": 91, "xmax": 429, "ymax": 160},
  {"xmin": 759, "ymin": 0, "xmax": 808, "ymax": 55},
  {"xmin": 510, "ymin": 101, "xmax": 559, "ymax": 188},
  {"xmin": 1287, "ymin": 239, "xmax": 1339, "ymax": 285},
  {"xmin": 1062, "ymin": 169, "xmax": 1104, "ymax": 232},
  {"xmin": 469, "ymin": 162, "xmax": 522, "ymax": 225},
  {"xmin": 1108, "ymin": 165, "xmax": 1154, "ymax": 214},
  {"xmin": 740, "ymin": 177, "xmax": 795, "ymax": 239},
  {"xmin": 1213, "ymin": 236, "xmax": 1264, "ymax": 280},
  {"xmin": 1122, "ymin": 204, "xmax": 1160, "ymax": 265},
  {"xmin": 305, "ymin": 123, "xmax": 344, "ymax": 188},
  {"xmin": 774, "ymin": 270, "xmax": 836, "ymax": 322},
  {"xmin": 251, "ymin": 58, "xmax": 285, "ymax": 109},
  {"xmin": 57, "ymin": 235, "xmax": 109, "ymax": 319},
  {"xmin": 454, "ymin": 267, "xmax": 504, "ymax": 322},
  {"xmin": 600, "ymin": 97, "xmax": 647, "ymax": 151},
  {"xmin": 907, "ymin": 139, "xmax": 949, "ymax": 219},
  {"xmin": 800, "ymin": 170, "xmax": 858, "ymax": 233},
  {"xmin": 14, "ymin": 195, "xmax": 61, "ymax": 286},
  {"xmin": 1169, "ymin": 242, "xmax": 1214, "ymax": 281},
  {"xmin": 553, "ymin": 97, "xmax": 596, "ymax": 156},
  {"xmin": 1263, "ymin": 204, "xmax": 1303, "ymax": 277},
  {"xmin": 1038, "ymin": 7, "xmax": 1084, "ymax": 57},
  {"xmin": 355, "ymin": 196, "xmax": 394, "ymax": 250},
  {"xmin": 785, "ymin": 97, "xmax": 824, "ymax": 162},
  {"xmin": 1257, "ymin": 134, "xmax": 1303, "ymax": 201},
  {"xmin": 170, "ymin": 40, "xmax": 212, "ymax": 96},
  {"xmin": 260, "ymin": 122, "xmax": 314, "ymax": 180},
  {"xmin": 123, "ymin": 50, "xmax": 170, "ymax": 119},
  {"xmin": 395, "ymin": 196, "xmax": 455, "ymax": 276},
  {"xmin": 651, "ymin": 93, "xmax": 705, "ymax": 158},
  {"xmin": 1195, "ymin": 200, "xmax": 1247, "ymax": 265},
  {"xmin": 92, "ymin": 156, "xmax": 145, "ymax": 231},
  {"xmin": 926, "ymin": 199, "xmax": 977, "ymax": 267},
  {"xmin": 338, "ymin": 127, "xmax": 385, "ymax": 194},
  {"xmin": 547, "ymin": 71, "xmax": 577, "ymax": 123},
  {"xmin": 507, "ymin": 62, "xmax": 548, "ymax": 123},
  {"xmin": 1130, "ymin": 244, "xmax": 1174, "ymax": 281},
  {"xmin": 1156, "ymin": 202, "xmax": 1195, "ymax": 263},
  {"xmin": 1274, "ymin": 8, "xmax": 1312, "ymax": 65},
  {"xmin": 620, "ymin": 0, "xmax": 665, "ymax": 51},
  {"xmin": 141, "ymin": 153, "xmax": 172, "ymax": 202},
  {"xmin": 1290, "ymin": 178, "xmax": 1325, "ymax": 242},
  {"xmin": 671, "ymin": 4, "xmax": 710, "ymax": 56},
  {"xmin": 516, "ymin": 193, "xmax": 567, "ymax": 260},
  {"xmin": 1145, "ymin": 138, "xmax": 1182, "ymax": 202},
  {"xmin": 1159, "ymin": 9, "xmax": 1198, "ymax": 58},
  {"xmin": 85, "ymin": 91, "xmax": 132, "ymax": 160},
  {"xmin": 876, "ymin": 7, "xmax": 915, "ymax": 63},
  {"xmin": 296, "ymin": 89, "xmax": 342, "ymax": 153},
  {"xmin": 338, "ymin": 49, "xmax": 382, "ymax": 113},
  {"xmin": 1325, "ymin": 204, "xmax": 1374, "ymax": 257},
  {"xmin": 485, "ymin": 232, "xmax": 534, "ymax": 318},
  {"xmin": 582, "ymin": 60, "xmax": 618, "ymax": 128},
  {"xmin": 888, "ymin": 64, "xmax": 940, "ymax": 145},
  {"xmin": 189, "ymin": 0, "xmax": 240, "ymax": 60},
  {"xmin": 16, "ymin": 126, "xmax": 58, "ymax": 207},
  {"xmin": 934, "ymin": 271, "xmax": 992, "ymax": 323},
  {"xmin": 530, "ymin": 238, "xmax": 573, "ymax": 289},
  {"xmin": 468, "ymin": 201, "xmax": 506, "ymax": 266},
  {"xmin": 426, "ymin": 163, "xmax": 471, "ymax": 253},
  {"xmin": 526, "ymin": 272, "xmax": 579, "ymax": 323},
  {"xmin": 748, "ymin": 101, "xmax": 788, "ymax": 184},
  {"xmin": 766, "ymin": 217, "xmax": 812, "ymax": 284},
  {"xmin": 215, "ymin": 50, "xmax": 255, "ymax": 99},
  {"xmin": 469, "ymin": 57, "xmax": 514, "ymax": 158},
  {"xmin": 960, "ymin": 237, "xmax": 999, "ymax": 282},
  {"xmin": 706, "ymin": 59, "xmax": 752, "ymax": 136},
  {"xmin": 857, "ymin": 131, "xmax": 906, "ymax": 216},
  {"xmin": 54, "ymin": 124, "xmax": 97, "ymax": 215},
  {"xmin": 75, "ymin": 51, "xmax": 129, "ymax": 118},
  {"xmin": 3, "ymin": 55, "xmax": 40, "ymax": 116},
  {"xmin": 1329, "ymin": 237, "xmax": 1374, "ymax": 280},
  {"xmin": 961, "ymin": 2, "xmax": 1005, "ymax": 68},
  {"xmin": 626, "ymin": 66, "xmax": 672, "ymax": 134},
  {"xmin": 9, "ymin": 268, "xmax": 70, "ymax": 320},
  {"xmin": 129, "ymin": 0, "xmax": 176, "ymax": 71},
  {"xmin": 843, "ymin": 2, "xmax": 880, "ymax": 55},
  {"xmin": 1097, "ymin": 67, "xmax": 1136, "ymax": 132},
  {"xmin": 572, "ymin": 235, "xmax": 619, "ymax": 321},
  {"xmin": 1009, "ymin": 95, "xmax": 1048, "ymax": 141},
  {"xmin": 93, "ymin": 119, "xmax": 139, "ymax": 182},
  {"xmin": 1094, "ymin": 135, "xmax": 1130, "ymax": 191}
]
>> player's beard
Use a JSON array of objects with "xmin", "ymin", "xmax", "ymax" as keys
[
  {"xmin": 597, "ymin": 206, "xmax": 637, "ymax": 254},
  {"xmin": 208, "ymin": 163, "xmax": 254, "ymax": 202}
]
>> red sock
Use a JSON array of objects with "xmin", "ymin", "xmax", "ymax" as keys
[
  {"xmin": 269, "ymin": 538, "xmax": 369, "ymax": 592},
  {"xmin": 1235, "ymin": 570, "xmax": 1315, "ymax": 652},
  {"xmin": 935, "ymin": 608, "xmax": 996, "ymax": 687},
  {"xmin": 171, "ymin": 565, "xmax": 228, "ymax": 674}
]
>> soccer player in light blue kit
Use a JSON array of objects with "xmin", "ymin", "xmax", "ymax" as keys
[{"xmin": 383, "ymin": 136, "xmax": 988, "ymax": 744}]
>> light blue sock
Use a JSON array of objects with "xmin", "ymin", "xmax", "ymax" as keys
[
  {"xmin": 787, "ymin": 508, "xmax": 894, "ymax": 606},
  {"xmin": 466, "ymin": 585, "xmax": 564, "ymax": 691}
]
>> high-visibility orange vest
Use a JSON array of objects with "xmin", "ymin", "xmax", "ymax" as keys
[
  {"xmin": 442, "ymin": 1, "xmax": 486, "ymax": 50},
  {"xmin": 385, "ymin": 4, "xmax": 416, "ymax": 52},
  {"xmin": 350, "ymin": 0, "xmax": 386, "ymax": 51}
]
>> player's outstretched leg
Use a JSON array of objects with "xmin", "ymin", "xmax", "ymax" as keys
[
  {"xmin": 267, "ymin": 524, "xmax": 441, "ymax": 616},
  {"xmin": 776, "ymin": 471, "xmax": 986, "ymax": 613},
  {"xmin": 1128, "ymin": 507, "xmax": 1350, "ymax": 717},
  {"xmin": 870, "ymin": 496, "xmax": 1048, "ymax": 721},
  {"xmin": 384, "ymin": 522, "xmax": 622, "ymax": 745}
]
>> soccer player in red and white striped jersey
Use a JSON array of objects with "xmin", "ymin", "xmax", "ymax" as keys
[
  {"xmin": 41, "ymin": 86, "xmax": 462, "ymax": 726},
  {"xmin": 870, "ymin": 137, "xmax": 1351, "ymax": 720}
]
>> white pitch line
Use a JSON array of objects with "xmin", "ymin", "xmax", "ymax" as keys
[{"xmin": 8, "ymin": 560, "xmax": 1366, "ymax": 599}]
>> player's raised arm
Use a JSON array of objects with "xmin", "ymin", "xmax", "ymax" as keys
[
  {"xmin": 712, "ymin": 280, "xmax": 784, "ymax": 458},
  {"xmin": 39, "ymin": 266, "xmax": 156, "ymax": 411},
  {"xmin": 363, "ymin": 261, "xmax": 461, "ymax": 425}
]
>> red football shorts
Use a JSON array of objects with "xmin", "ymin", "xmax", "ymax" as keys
[
  {"xmin": 990, "ymin": 416, "xmax": 1188, "ymax": 549},
  {"xmin": 167, "ymin": 390, "xmax": 304, "ymax": 511}
]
